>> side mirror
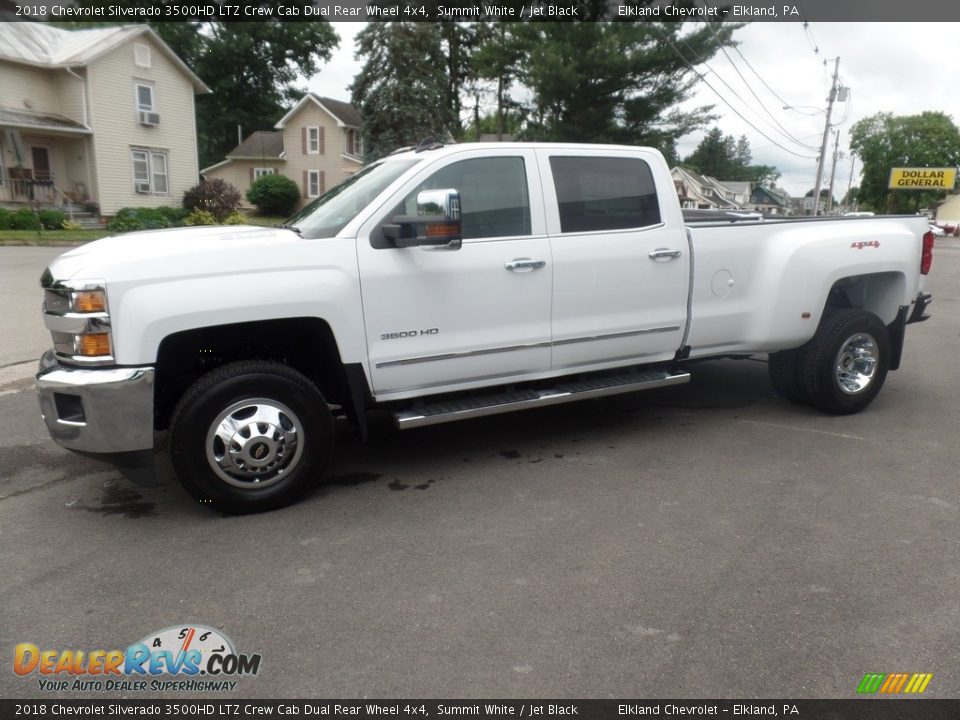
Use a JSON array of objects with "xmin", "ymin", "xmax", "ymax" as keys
[{"xmin": 383, "ymin": 189, "xmax": 462, "ymax": 249}]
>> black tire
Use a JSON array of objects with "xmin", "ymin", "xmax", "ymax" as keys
[
  {"xmin": 797, "ymin": 309, "xmax": 890, "ymax": 415},
  {"xmin": 169, "ymin": 360, "xmax": 334, "ymax": 514},
  {"xmin": 768, "ymin": 349, "xmax": 810, "ymax": 404}
]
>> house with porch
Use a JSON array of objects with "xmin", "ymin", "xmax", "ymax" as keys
[
  {"xmin": 0, "ymin": 22, "xmax": 208, "ymax": 217},
  {"xmin": 202, "ymin": 93, "xmax": 363, "ymax": 209}
]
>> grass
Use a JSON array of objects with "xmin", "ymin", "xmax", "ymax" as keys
[
  {"xmin": 0, "ymin": 214, "xmax": 288, "ymax": 245},
  {"xmin": 0, "ymin": 228, "xmax": 110, "ymax": 245}
]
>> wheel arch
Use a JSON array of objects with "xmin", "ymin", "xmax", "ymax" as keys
[
  {"xmin": 153, "ymin": 317, "xmax": 371, "ymax": 432},
  {"xmin": 822, "ymin": 271, "xmax": 907, "ymax": 325}
]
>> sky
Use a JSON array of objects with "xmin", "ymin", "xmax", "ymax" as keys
[{"xmin": 306, "ymin": 22, "xmax": 960, "ymax": 198}]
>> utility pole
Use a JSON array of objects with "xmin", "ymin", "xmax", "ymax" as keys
[
  {"xmin": 812, "ymin": 57, "xmax": 841, "ymax": 216},
  {"xmin": 827, "ymin": 130, "xmax": 841, "ymax": 214},
  {"xmin": 845, "ymin": 155, "xmax": 857, "ymax": 212}
]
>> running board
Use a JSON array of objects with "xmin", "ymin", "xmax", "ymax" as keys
[{"xmin": 393, "ymin": 369, "xmax": 691, "ymax": 430}]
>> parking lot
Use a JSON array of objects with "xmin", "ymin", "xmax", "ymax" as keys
[{"xmin": 1, "ymin": 241, "xmax": 958, "ymax": 699}]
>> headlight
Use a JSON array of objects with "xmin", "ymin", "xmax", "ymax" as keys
[{"xmin": 41, "ymin": 273, "xmax": 114, "ymax": 364}]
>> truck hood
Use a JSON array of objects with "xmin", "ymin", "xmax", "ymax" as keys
[{"xmin": 48, "ymin": 225, "xmax": 303, "ymax": 282}]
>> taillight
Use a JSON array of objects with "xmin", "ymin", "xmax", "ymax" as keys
[{"xmin": 921, "ymin": 231, "xmax": 934, "ymax": 275}]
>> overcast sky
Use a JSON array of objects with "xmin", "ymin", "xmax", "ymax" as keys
[{"xmin": 307, "ymin": 22, "xmax": 960, "ymax": 197}]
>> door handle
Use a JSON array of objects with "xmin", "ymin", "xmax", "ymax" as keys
[
  {"xmin": 648, "ymin": 248, "xmax": 682, "ymax": 260},
  {"xmin": 505, "ymin": 258, "xmax": 547, "ymax": 272}
]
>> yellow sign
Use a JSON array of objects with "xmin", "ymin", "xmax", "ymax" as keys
[{"xmin": 888, "ymin": 167, "xmax": 957, "ymax": 190}]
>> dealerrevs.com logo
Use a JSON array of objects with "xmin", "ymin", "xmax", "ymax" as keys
[{"xmin": 14, "ymin": 625, "xmax": 261, "ymax": 693}]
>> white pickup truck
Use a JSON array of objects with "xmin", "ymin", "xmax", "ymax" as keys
[{"xmin": 36, "ymin": 143, "xmax": 934, "ymax": 512}]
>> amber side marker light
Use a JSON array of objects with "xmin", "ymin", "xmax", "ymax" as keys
[
  {"xmin": 76, "ymin": 333, "xmax": 111, "ymax": 357},
  {"xmin": 73, "ymin": 290, "xmax": 106, "ymax": 313}
]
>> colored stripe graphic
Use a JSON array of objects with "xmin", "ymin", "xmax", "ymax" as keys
[
  {"xmin": 857, "ymin": 672, "xmax": 932, "ymax": 694},
  {"xmin": 857, "ymin": 673, "xmax": 885, "ymax": 693}
]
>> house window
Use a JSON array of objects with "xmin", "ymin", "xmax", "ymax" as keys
[
  {"xmin": 307, "ymin": 170, "xmax": 322, "ymax": 198},
  {"xmin": 134, "ymin": 43, "xmax": 151, "ymax": 68},
  {"xmin": 131, "ymin": 148, "xmax": 169, "ymax": 194},
  {"xmin": 135, "ymin": 83, "xmax": 155, "ymax": 112},
  {"xmin": 254, "ymin": 167, "xmax": 276, "ymax": 180},
  {"xmin": 307, "ymin": 127, "xmax": 319, "ymax": 154},
  {"xmin": 346, "ymin": 129, "xmax": 362, "ymax": 157}
]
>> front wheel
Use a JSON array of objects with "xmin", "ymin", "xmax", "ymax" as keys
[
  {"xmin": 169, "ymin": 361, "xmax": 334, "ymax": 513},
  {"xmin": 797, "ymin": 309, "xmax": 890, "ymax": 415}
]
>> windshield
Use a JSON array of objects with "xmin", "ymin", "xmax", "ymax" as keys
[{"xmin": 284, "ymin": 159, "xmax": 420, "ymax": 238}]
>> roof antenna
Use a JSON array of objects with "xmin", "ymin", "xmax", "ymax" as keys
[{"xmin": 415, "ymin": 137, "xmax": 444, "ymax": 153}]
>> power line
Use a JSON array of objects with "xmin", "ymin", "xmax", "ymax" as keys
[
  {"xmin": 659, "ymin": 26, "xmax": 818, "ymax": 158},
  {"xmin": 699, "ymin": 22, "xmax": 820, "ymax": 151}
]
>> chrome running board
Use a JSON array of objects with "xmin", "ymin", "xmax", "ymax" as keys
[{"xmin": 393, "ymin": 369, "xmax": 690, "ymax": 429}]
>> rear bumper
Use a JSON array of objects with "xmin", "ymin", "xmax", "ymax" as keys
[
  {"xmin": 36, "ymin": 350, "xmax": 155, "ymax": 453},
  {"xmin": 907, "ymin": 292, "xmax": 933, "ymax": 324}
]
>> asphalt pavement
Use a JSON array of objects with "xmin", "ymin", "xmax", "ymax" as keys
[{"xmin": 1, "ymin": 242, "xmax": 957, "ymax": 700}]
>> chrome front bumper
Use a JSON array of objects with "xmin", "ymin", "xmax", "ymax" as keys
[{"xmin": 36, "ymin": 350, "xmax": 155, "ymax": 453}]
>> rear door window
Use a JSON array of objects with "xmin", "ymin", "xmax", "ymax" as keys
[{"xmin": 549, "ymin": 156, "xmax": 661, "ymax": 233}]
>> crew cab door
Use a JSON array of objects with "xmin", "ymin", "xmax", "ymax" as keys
[
  {"xmin": 536, "ymin": 149, "xmax": 689, "ymax": 370},
  {"xmin": 356, "ymin": 149, "xmax": 551, "ymax": 398}
]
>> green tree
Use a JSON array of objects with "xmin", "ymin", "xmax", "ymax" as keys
[
  {"xmin": 472, "ymin": 23, "xmax": 525, "ymax": 141},
  {"xmin": 511, "ymin": 21, "xmax": 739, "ymax": 153},
  {"xmin": 850, "ymin": 111, "xmax": 960, "ymax": 212},
  {"xmin": 154, "ymin": 20, "xmax": 338, "ymax": 170},
  {"xmin": 684, "ymin": 129, "xmax": 779, "ymax": 185},
  {"xmin": 351, "ymin": 23, "xmax": 459, "ymax": 161}
]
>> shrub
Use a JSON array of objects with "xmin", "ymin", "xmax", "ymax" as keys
[
  {"xmin": 182, "ymin": 178, "xmax": 241, "ymax": 221},
  {"xmin": 62, "ymin": 219, "xmax": 84, "ymax": 232},
  {"xmin": 185, "ymin": 209, "xmax": 216, "ymax": 226},
  {"xmin": 107, "ymin": 208, "xmax": 145, "ymax": 233},
  {"xmin": 11, "ymin": 208, "xmax": 41, "ymax": 231},
  {"xmin": 223, "ymin": 212, "xmax": 247, "ymax": 225},
  {"xmin": 0, "ymin": 208, "xmax": 12, "ymax": 230},
  {"xmin": 106, "ymin": 207, "xmax": 190, "ymax": 233},
  {"xmin": 38, "ymin": 209, "xmax": 67, "ymax": 230},
  {"xmin": 246, "ymin": 174, "xmax": 300, "ymax": 217}
]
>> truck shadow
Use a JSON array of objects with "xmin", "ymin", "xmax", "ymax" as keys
[{"xmin": 323, "ymin": 356, "xmax": 780, "ymax": 494}]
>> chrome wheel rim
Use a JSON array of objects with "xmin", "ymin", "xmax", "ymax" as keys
[
  {"xmin": 205, "ymin": 398, "xmax": 304, "ymax": 488},
  {"xmin": 834, "ymin": 333, "xmax": 878, "ymax": 395}
]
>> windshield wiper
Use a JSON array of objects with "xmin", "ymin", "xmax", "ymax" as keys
[{"xmin": 278, "ymin": 224, "xmax": 301, "ymax": 234}]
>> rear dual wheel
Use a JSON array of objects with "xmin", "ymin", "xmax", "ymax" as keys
[{"xmin": 769, "ymin": 309, "xmax": 889, "ymax": 415}]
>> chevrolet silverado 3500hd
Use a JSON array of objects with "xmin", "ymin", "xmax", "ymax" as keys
[{"xmin": 36, "ymin": 143, "xmax": 934, "ymax": 512}]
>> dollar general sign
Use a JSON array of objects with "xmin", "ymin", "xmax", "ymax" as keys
[{"xmin": 888, "ymin": 167, "xmax": 957, "ymax": 190}]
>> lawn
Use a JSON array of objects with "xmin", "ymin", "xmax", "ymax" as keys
[{"xmin": 0, "ymin": 215, "xmax": 287, "ymax": 245}]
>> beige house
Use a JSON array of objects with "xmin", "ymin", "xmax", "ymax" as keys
[
  {"xmin": 202, "ymin": 93, "xmax": 362, "ymax": 209},
  {"xmin": 0, "ymin": 22, "xmax": 208, "ymax": 216}
]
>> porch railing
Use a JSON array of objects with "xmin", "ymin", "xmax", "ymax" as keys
[{"xmin": 0, "ymin": 173, "xmax": 61, "ymax": 205}]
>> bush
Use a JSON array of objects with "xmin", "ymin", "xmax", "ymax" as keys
[
  {"xmin": 246, "ymin": 174, "xmax": 300, "ymax": 217},
  {"xmin": 61, "ymin": 219, "xmax": 84, "ymax": 232},
  {"xmin": 107, "ymin": 208, "xmax": 145, "ymax": 233},
  {"xmin": 223, "ymin": 212, "xmax": 247, "ymax": 225},
  {"xmin": 185, "ymin": 209, "xmax": 216, "ymax": 226},
  {"xmin": 38, "ymin": 209, "xmax": 66, "ymax": 230},
  {"xmin": 106, "ymin": 207, "xmax": 191, "ymax": 233},
  {"xmin": 11, "ymin": 208, "xmax": 41, "ymax": 231},
  {"xmin": 182, "ymin": 178, "xmax": 241, "ymax": 221},
  {"xmin": 0, "ymin": 208, "xmax": 12, "ymax": 230}
]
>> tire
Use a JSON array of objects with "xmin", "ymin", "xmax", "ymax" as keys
[
  {"xmin": 169, "ymin": 360, "xmax": 334, "ymax": 514},
  {"xmin": 797, "ymin": 309, "xmax": 890, "ymax": 415},
  {"xmin": 768, "ymin": 349, "xmax": 810, "ymax": 404}
]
